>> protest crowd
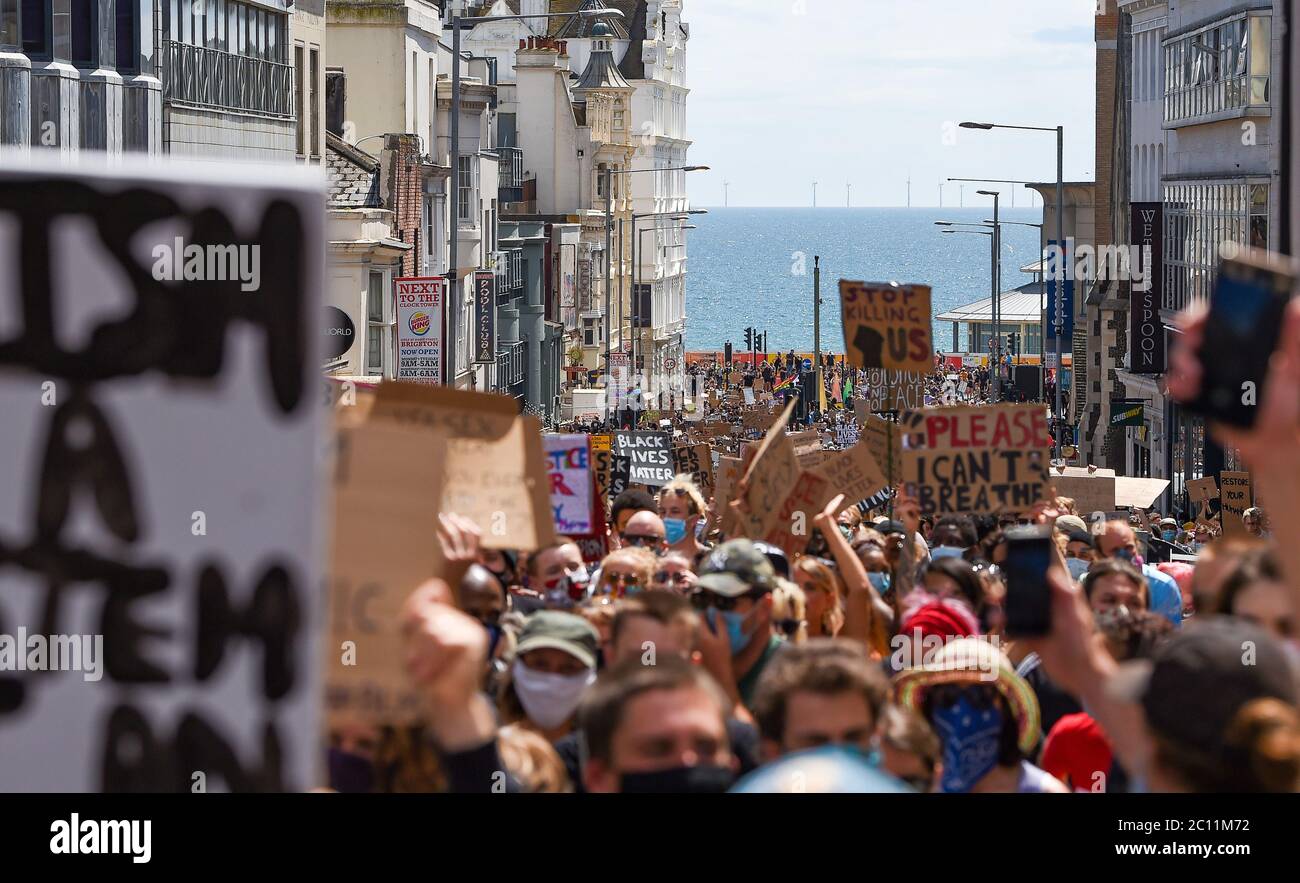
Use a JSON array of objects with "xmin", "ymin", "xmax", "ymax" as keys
[{"xmin": 330, "ymin": 293, "xmax": 1300, "ymax": 796}]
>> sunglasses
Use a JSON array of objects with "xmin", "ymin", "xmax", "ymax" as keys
[
  {"xmin": 655, "ymin": 570, "xmax": 691, "ymax": 584},
  {"xmin": 621, "ymin": 533, "xmax": 664, "ymax": 548},
  {"xmin": 603, "ymin": 572, "xmax": 643, "ymax": 587},
  {"xmin": 689, "ymin": 589, "xmax": 766, "ymax": 612}
]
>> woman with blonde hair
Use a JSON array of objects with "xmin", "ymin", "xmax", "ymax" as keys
[
  {"xmin": 591, "ymin": 546, "xmax": 657, "ymax": 600},
  {"xmin": 771, "ymin": 579, "xmax": 808, "ymax": 644},
  {"xmin": 793, "ymin": 556, "xmax": 846, "ymax": 638}
]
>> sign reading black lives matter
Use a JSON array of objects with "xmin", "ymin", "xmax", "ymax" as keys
[
  {"xmin": 614, "ymin": 431, "xmax": 674, "ymax": 487},
  {"xmin": 0, "ymin": 156, "xmax": 325, "ymax": 791}
]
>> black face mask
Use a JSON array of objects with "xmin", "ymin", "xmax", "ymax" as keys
[
  {"xmin": 619, "ymin": 764, "xmax": 735, "ymax": 794},
  {"xmin": 327, "ymin": 748, "xmax": 375, "ymax": 794}
]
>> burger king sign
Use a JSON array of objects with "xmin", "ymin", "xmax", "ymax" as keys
[{"xmin": 395, "ymin": 277, "xmax": 445, "ymax": 385}]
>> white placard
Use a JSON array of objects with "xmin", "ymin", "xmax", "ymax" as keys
[{"xmin": 0, "ymin": 153, "xmax": 325, "ymax": 792}]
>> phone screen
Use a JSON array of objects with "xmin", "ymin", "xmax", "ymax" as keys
[
  {"xmin": 1003, "ymin": 527, "xmax": 1053, "ymax": 637},
  {"xmin": 1191, "ymin": 255, "xmax": 1294, "ymax": 428}
]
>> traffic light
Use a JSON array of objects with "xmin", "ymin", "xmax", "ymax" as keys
[
  {"xmin": 724, "ymin": 342, "xmax": 733, "ymax": 364},
  {"xmin": 744, "ymin": 327, "xmax": 754, "ymax": 350}
]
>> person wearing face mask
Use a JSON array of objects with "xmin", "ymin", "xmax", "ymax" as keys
[
  {"xmin": 1095, "ymin": 519, "xmax": 1182, "ymax": 627},
  {"xmin": 691, "ymin": 539, "xmax": 784, "ymax": 708},
  {"xmin": 520, "ymin": 541, "xmax": 590, "ymax": 612},
  {"xmin": 1082, "ymin": 559, "xmax": 1150, "ymax": 623},
  {"xmin": 896, "ymin": 638, "xmax": 1066, "ymax": 793},
  {"xmin": 658, "ymin": 476, "xmax": 712, "ymax": 566},
  {"xmin": 579, "ymin": 657, "xmax": 738, "ymax": 793},
  {"xmin": 457, "ymin": 564, "xmax": 514, "ymax": 694},
  {"xmin": 928, "ymin": 515, "xmax": 976, "ymax": 562},
  {"xmin": 498, "ymin": 611, "xmax": 600, "ymax": 742}
]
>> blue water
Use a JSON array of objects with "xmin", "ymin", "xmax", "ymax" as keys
[{"xmin": 685, "ymin": 207, "xmax": 1046, "ymax": 353}]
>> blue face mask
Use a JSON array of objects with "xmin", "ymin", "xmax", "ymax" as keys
[
  {"xmin": 867, "ymin": 572, "xmax": 891, "ymax": 594},
  {"xmin": 931, "ymin": 695, "xmax": 1003, "ymax": 794},
  {"xmin": 1161, "ymin": 530, "xmax": 1176, "ymax": 543},
  {"xmin": 664, "ymin": 518, "xmax": 688, "ymax": 545},
  {"xmin": 709, "ymin": 607, "xmax": 755, "ymax": 653},
  {"xmin": 929, "ymin": 545, "xmax": 967, "ymax": 561}
]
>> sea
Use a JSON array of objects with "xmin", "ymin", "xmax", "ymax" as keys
[{"xmin": 685, "ymin": 206, "xmax": 1047, "ymax": 354}]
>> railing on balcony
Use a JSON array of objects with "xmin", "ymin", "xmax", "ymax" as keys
[
  {"xmin": 496, "ymin": 340, "xmax": 527, "ymax": 389},
  {"xmin": 498, "ymin": 146, "xmax": 524, "ymax": 189},
  {"xmin": 163, "ymin": 40, "xmax": 294, "ymax": 119}
]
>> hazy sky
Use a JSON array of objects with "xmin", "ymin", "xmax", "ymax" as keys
[{"xmin": 684, "ymin": 0, "xmax": 1098, "ymax": 208}]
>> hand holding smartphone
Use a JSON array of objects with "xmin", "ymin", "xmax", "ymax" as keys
[{"xmin": 1002, "ymin": 524, "xmax": 1056, "ymax": 638}]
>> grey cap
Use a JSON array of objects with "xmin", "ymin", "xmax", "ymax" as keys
[{"xmin": 696, "ymin": 539, "xmax": 777, "ymax": 598}]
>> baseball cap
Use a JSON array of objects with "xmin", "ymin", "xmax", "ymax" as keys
[
  {"xmin": 1159, "ymin": 517, "xmax": 1177, "ymax": 528},
  {"xmin": 696, "ymin": 539, "xmax": 777, "ymax": 598},
  {"xmin": 1053, "ymin": 514, "xmax": 1087, "ymax": 534},
  {"xmin": 1108, "ymin": 617, "xmax": 1297, "ymax": 759},
  {"xmin": 875, "ymin": 519, "xmax": 907, "ymax": 536},
  {"xmin": 515, "ymin": 611, "xmax": 600, "ymax": 669},
  {"xmin": 1064, "ymin": 528, "xmax": 1094, "ymax": 547}
]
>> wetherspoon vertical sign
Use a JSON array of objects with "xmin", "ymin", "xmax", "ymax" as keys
[
  {"xmin": 1129, "ymin": 203, "xmax": 1165, "ymax": 374},
  {"xmin": 396, "ymin": 277, "xmax": 444, "ymax": 384},
  {"xmin": 474, "ymin": 270, "xmax": 496, "ymax": 364}
]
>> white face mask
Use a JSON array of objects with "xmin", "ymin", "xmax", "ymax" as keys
[{"xmin": 511, "ymin": 660, "xmax": 595, "ymax": 730}]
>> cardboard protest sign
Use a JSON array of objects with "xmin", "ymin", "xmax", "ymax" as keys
[
  {"xmin": 1220, "ymin": 472, "xmax": 1253, "ymax": 538},
  {"xmin": 743, "ymin": 387, "xmax": 756, "ymax": 405},
  {"xmin": 1050, "ymin": 472, "xmax": 1118, "ymax": 516},
  {"xmin": 544, "ymin": 435, "xmax": 596, "ymax": 535},
  {"xmin": 615, "ymin": 431, "xmax": 675, "ymax": 487},
  {"xmin": 673, "ymin": 443, "xmax": 715, "ymax": 493},
  {"xmin": 0, "ymin": 156, "xmax": 325, "ymax": 791},
  {"xmin": 371, "ymin": 383, "xmax": 556, "ymax": 551},
  {"xmin": 860, "ymin": 413, "xmax": 904, "ymax": 485},
  {"xmin": 1188, "ymin": 476, "xmax": 1218, "ymax": 504},
  {"xmin": 796, "ymin": 447, "xmax": 835, "ymax": 469},
  {"xmin": 1114, "ymin": 477, "xmax": 1170, "ymax": 509},
  {"xmin": 591, "ymin": 434, "xmax": 613, "ymax": 503},
  {"xmin": 328, "ymin": 420, "xmax": 447, "ymax": 732},
  {"xmin": 609, "ymin": 455, "xmax": 632, "ymax": 500},
  {"xmin": 713, "ymin": 455, "xmax": 745, "ymax": 534},
  {"xmin": 901, "ymin": 405, "xmax": 1051, "ymax": 516},
  {"xmin": 813, "ymin": 441, "xmax": 887, "ymax": 509},
  {"xmin": 737, "ymin": 400, "xmax": 801, "ymax": 537},
  {"xmin": 763, "ymin": 470, "xmax": 833, "ymax": 558},
  {"xmin": 840, "ymin": 281, "xmax": 933, "ymax": 373},
  {"xmin": 788, "ymin": 429, "xmax": 822, "ymax": 452},
  {"xmin": 855, "ymin": 370, "xmax": 927, "ymax": 413}
]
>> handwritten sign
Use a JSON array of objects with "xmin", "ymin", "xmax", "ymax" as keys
[
  {"xmin": 591, "ymin": 434, "xmax": 613, "ymax": 503},
  {"xmin": 1220, "ymin": 472, "xmax": 1253, "ymax": 538},
  {"xmin": 0, "ymin": 156, "xmax": 325, "ymax": 791},
  {"xmin": 1187, "ymin": 476, "xmax": 1218, "ymax": 504},
  {"xmin": 544, "ymin": 435, "xmax": 596, "ymax": 535},
  {"xmin": 673, "ymin": 443, "xmax": 715, "ymax": 493},
  {"xmin": 860, "ymin": 413, "xmax": 904, "ymax": 485},
  {"xmin": 840, "ymin": 281, "xmax": 933, "ymax": 373},
  {"xmin": 609, "ymin": 454, "xmax": 632, "ymax": 499},
  {"xmin": 901, "ymin": 405, "xmax": 1051, "ymax": 515},
  {"xmin": 615, "ymin": 431, "xmax": 675, "ymax": 487},
  {"xmin": 764, "ymin": 470, "xmax": 833, "ymax": 558},
  {"xmin": 738, "ymin": 400, "xmax": 801, "ymax": 537},
  {"xmin": 814, "ymin": 441, "xmax": 887, "ymax": 509},
  {"xmin": 855, "ymin": 370, "xmax": 927, "ymax": 413}
]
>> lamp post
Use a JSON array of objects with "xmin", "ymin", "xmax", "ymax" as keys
[
  {"xmin": 990, "ymin": 219, "xmax": 1046, "ymax": 400},
  {"xmin": 447, "ymin": 5, "xmax": 624, "ymax": 389},
  {"xmin": 939, "ymin": 227, "xmax": 994, "ymax": 374},
  {"xmin": 627, "ymin": 204, "xmax": 707, "ymax": 383},
  {"xmin": 977, "ymin": 191, "xmax": 1001, "ymax": 400},
  {"xmin": 960, "ymin": 122, "xmax": 1066, "ymax": 459}
]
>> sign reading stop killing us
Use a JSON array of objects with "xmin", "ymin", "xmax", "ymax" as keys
[
  {"xmin": 840, "ymin": 281, "xmax": 933, "ymax": 375},
  {"xmin": 901, "ymin": 405, "xmax": 1051, "ymax": 516},
  {"xmin": 0, "ymin": 154, "xmax": 326, "ymax": 791}
]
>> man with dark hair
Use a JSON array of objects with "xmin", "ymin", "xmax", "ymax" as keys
[
  {"xmin": 750, "ymin": 639, "xmax": 889, "ymax": 759},
  {"xmin": 694, "ymin": 539, "xmax": 783, "ymax": 706},
  {"xmin": 610, "ymin": 489, "xmax": 656, "ymax": 536},
  {"xmin": 579, "ymin": 658, "xmax": 736, "ymax": 793}
]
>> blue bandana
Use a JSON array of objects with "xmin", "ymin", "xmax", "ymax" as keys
[{"xmin": 931, "ymin": 695, "xmax": 1003, "ymax": 793}]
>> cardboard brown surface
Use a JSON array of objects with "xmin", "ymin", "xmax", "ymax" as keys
[
  {"xmin": 840, "ymin": 281, "xmax": 933, "ymax": 374},
  {"xmin": 1220, "ymin": 472, "xmax": 1253, "ymax": 538}
]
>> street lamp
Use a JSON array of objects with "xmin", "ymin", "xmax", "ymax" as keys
[
  {"xmin": 960, "ymin": 121, "xmax": 1066, "ymax": 459},
  {"xmin": 447, "ymin": 5, "xmax": 625, "ymax": 389},
  {"xmin": 977, "ymin": 190, "xmax": 1002, "ymax": 400},
  {"xmin": 989, "ymin": 219, "xmax": 1047, "ymax": 400},
  {"xmin": 628, "ymin": 206, "xmax": 707, "ymax": 383}
]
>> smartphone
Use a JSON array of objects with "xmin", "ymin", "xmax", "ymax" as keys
[
  {"xmin": 1186, "ymin": 250, "xmax": 1296, "ymax": 429},
  {"xmin": 1002, "ymin": 525, "xmax": 1054, "ymax": 637}
]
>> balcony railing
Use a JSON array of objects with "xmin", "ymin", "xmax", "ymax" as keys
[
  {"xmin": 496, "ymin": 340, "xmax": 527, "ymax": 389},
  {"xmin": 498, "ymin": 147, "xmax": 524, "ymax": 189},
  {"xmin": 163, "ymin": 40, "xmax": 294, "ymax": 119}
]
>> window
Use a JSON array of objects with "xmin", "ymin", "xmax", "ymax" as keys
[
  {"xmin": 294, "ymin": 44, "xmax": 305, "ymax": 156},
  {"xmin": 20, "ymin": 0, "xmax": 48, "ymax": 59},
  {"xmin": 1164, "ymin": 13, "xmax": 1271, "ymax": 123},
  {"xmin": 0, "ymin": 0, "xmax": 18, "ymax": 51},
  {"xmin": 71, "ymin": 0, "xmax": 95, "ymax": 67},
  {"xmin": 366, "ymin": 270, "xmax": 393, "ymax": 377},
  {"xmin": 458, "ymin": 156, "xmax": 475, "ymax": 223},
  {"xmin": 309, "ymin": 46, "xmax": 320, "ymax": 156},
  {"xmin": 115, "ymin": 1, "xmax": 139, "ymax": 72},
  {"xmin": 583, "ymin": 317, "xmax": 602, "ymax": 348},
  {"xmin": 1164, "ymin": 181, "xmax": 1268, "ymax": 313}
]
